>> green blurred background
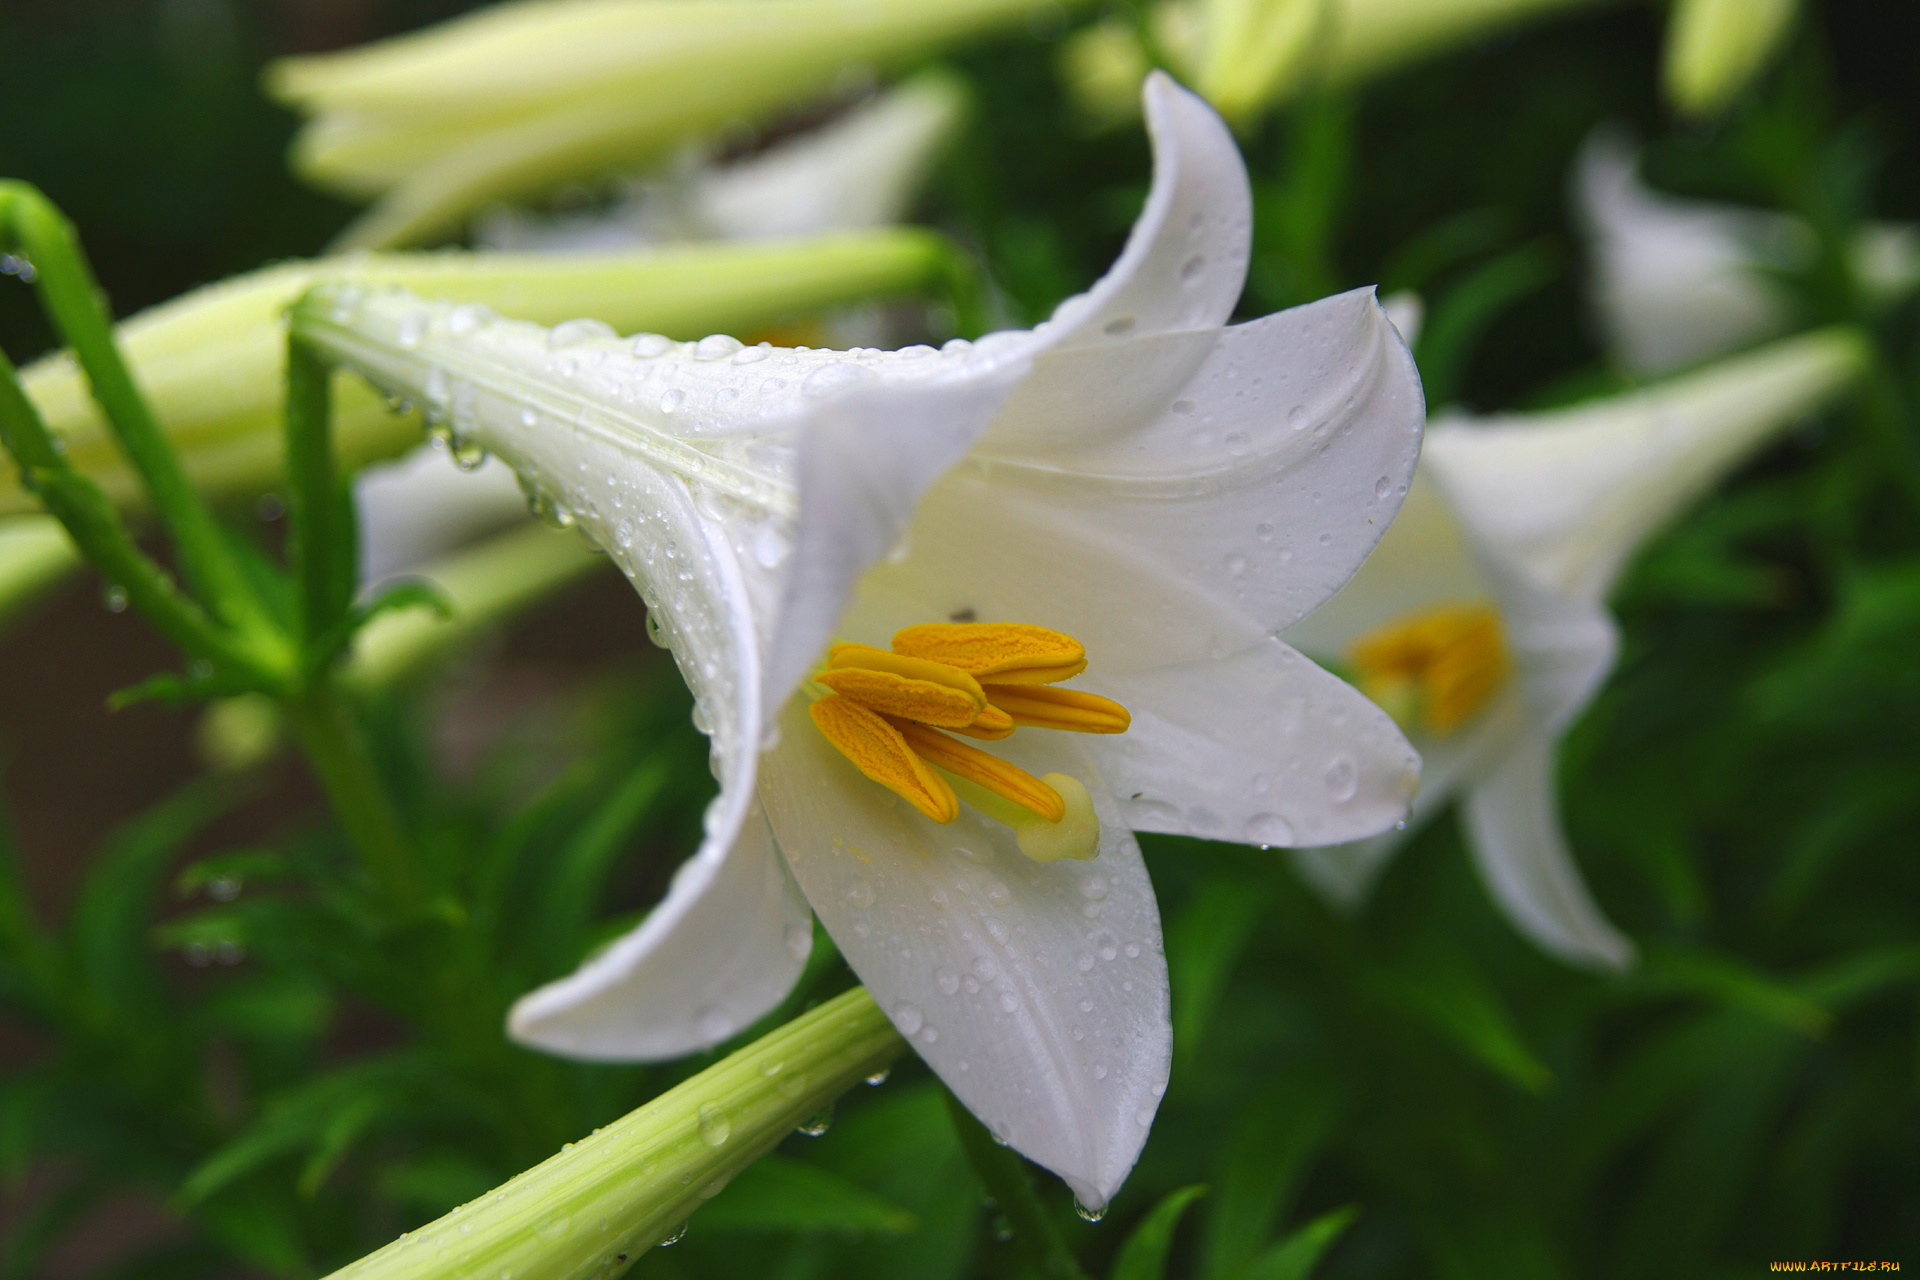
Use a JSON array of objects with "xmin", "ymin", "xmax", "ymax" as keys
[{"xmin": 1, "ymin": 2, "xmax": 1916, "ymax": 1278}]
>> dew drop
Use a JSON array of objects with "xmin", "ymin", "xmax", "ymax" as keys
[
  {"xmin": 551, "ymin": 317, "xmax": 615, "ymax": 348},
  {"xmin": 892, "ymin": 1002, "xmax": 924, "ymax": 1035},
  {"xmin": 1244, "ymin": 812, "xmax": 1295, "ymax": 846},
  {"xmin": 446, "ymin": 303, "xmax": 490, "ymax": 334},
  {"xmin": 534, "ymin": 1215, "xmax": 572, "ymax": 1242},
  {"xmin": 845, "ymin": 879, "xmax": 876, "ymax": 909},
  {"xmin": 802, "ymin": 361, "xmax": 869, "ymax": 397},
  {"xmin": 1075, "ymin": 1200, "xmax": 1108, "ymax": 1223},
  {"xmin": 395, "ymin": 311, "xmax": 428, "ymax": 349},
  {"xmin": 101, "ymin": 583, "xmax": 128, "ymax": 613},
  {"xmin": 1255, "ymin": 522, "xmax": 1275, "ymax": 540},
  {"xmin": 936, "ymin": 969, "xmax": 961, "ymax": 995},
  {"xmin": 658, "ymin": 389, "xmax": 685, "ymax": 414},
  {"xmin": 697, "ymin": 1103, "xmax": 731, "ymax": 1147},
  {"xmin": 1375, "ymin": 474, "xmax": 1394, "ymax": 499},
  {"xmin": 1287, "ymin": 405, "xmax": 1310, "ymax": 430},
  {"xmin": 1324, "ymin": 757, "xmax": 1359, "ymax": 803},
  {"xmin": 632, "ymin": 333, "xmax": 674, "ymax": 357},
  {"xmin": 732, "ymin": 343, "xmax": 771, "ymax": 364},
  {"xmin": 797, "ymin": 1104, "xmax": 834, "ymax": 1136},
  {"xmin": 1179, "ymin": 253, "xmax": 1206, "ymax": 283},
  {"xmin": 693, "ymin": 334, "xmax": 743, "ymax": 360},
  {"xmin": 1225, "ymin": 430, "xmax": 1251, "ymax": 455},
  {"xmin": 658, "ymin": 1222, "xmax": 687, "ymax": 1247},
  {"xmin": 865, "ymin": 1067, "xmax": 891, "ymax": 1086}
]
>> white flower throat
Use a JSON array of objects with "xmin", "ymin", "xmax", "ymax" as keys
[{"xmin": 807, "ymin": 623, "xmax": 1128, "ymax": 863}]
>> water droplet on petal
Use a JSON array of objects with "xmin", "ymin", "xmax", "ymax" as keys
[
  {"xmin": 891, "ymin": 1003, "xmax": 924, "ymax": 1035},
  {"xmin": 1287, "ymin": 405, "xmax": 1309, "ymax": 430},
  {"xmin": 1075, "ymin": 1200, "xmax": 1107, "ymax": 1223},
  {"xmin": 1375, "ymin": 474, "xmax": 1394, "ymax": 498},
  {"xmin": 1324, "ymin": 757, "xmax": 1359, "ymax": 803},
  {"xmin": 802, "ymin": 362, "xmax": 869, "ymax": 397},
  {"xmin": 1245, "ymin": 812, "xmax": 1295, "ymax": 846},
  {"xmin": 632, "ymin": 333, "xmax": 674, "ymax": 357},
  {"xmin": 697, "ymin": 1103, "xmax": 731, "ymax": 1146},
  {"xmin": 693, "ymin": 334, "xmax": 743, "ymax": 360},
  {"xmin": 845, "ymin": 880, "xmax": 876, "ymax": 909},
  {"xmin": 797, "ymin": 1104, "xmax": 833, "ymax": 1136},
  {"xmin": 658, "ymin": 389, "xmax": 685, "ymax": 414}
]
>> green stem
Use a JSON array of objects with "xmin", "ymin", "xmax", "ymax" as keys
[
  {"xmin": 0, "ymin": 347, "xmax": 273, "ymax": 677},
  {"xmin": 944, "ymin": 1087, "xmax": 1090, "ymax": 1280},
  {"xmin": 0, "ymin": 182, "xmax": 272, "ymax": 640},
  {"xmin": 324, "ymin": 988, "xmax": 906, "ymax": 1280},
  {"xmin": 283, "ymin": 681, "xmax": 425, "ymax": 909},
  {"xmin": 284, "ymin": 338, "xmax": 358, "ymax": 658}
]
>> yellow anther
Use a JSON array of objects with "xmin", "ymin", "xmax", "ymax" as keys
[
  {"xmin": 1016, "ymin": 774, "xmax": 1102, "ymax": 863},
  {"xmin": 948, "ymin": 703, "xmax": 1017, "ymax": 741},
  {"xmin": 809, "ymin": 695, "xmax": 958, "ymax": 823},
  {"xmin": 982, "ymin": 684, "xmax": 1132, "ymax": 734},
  {"xmin": 815, "ymin": 667, "xmax": 984, "ymax": 728},
  {"xmin": 890, "ymin": 719, "xmax": 1067, "ymax": 823},
  {"xmin": 1350, "ymin": 603, "xmax": 1509, "ymax": 737},
  {"xmin": 891, "ymin": 623, "xmax": 1088, "ymax": 685}
]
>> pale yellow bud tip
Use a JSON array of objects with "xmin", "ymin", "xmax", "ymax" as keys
[{"xmin": 1016, "ymin": 774, "xmax": 1102, "ymax": 863}]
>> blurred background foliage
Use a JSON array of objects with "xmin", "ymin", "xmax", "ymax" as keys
[{"xmin": 0, "ymin": 1, "xmax": 1916, "ymax": 1278}]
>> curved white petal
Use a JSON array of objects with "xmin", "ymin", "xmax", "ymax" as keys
[
  {"xmin": 354, "ymin": 445, "xmax": 530, "ymax": 583},
  {"xmin": 1575, "ymin": 129, "xmax": 1798, "ymax": 376},
  {"xmin": 1277, "ymin": 471, "xmax": 1489, "ymax": 659},
  {"xmin": 757, "ymin": 700, "xmax": 1170, "ymax": 1211},
  {"xmin": 845, "ymin": 290, "xmax": 1423, "ymax": 673},
  {"xmin": 1423, "ymin": 326, "xmax": 1867, "ymax": 602},
  {"xmin": 1086, "ymin": 637, "xmax": 1418, "ymax": 848},
  {"xmin": 762, "ymin": 72, "xmax": 1256, "ymax": 701},
  {"xmin": 1461, "ymin": 729, "xmax": 1635, "ymax": 971},
  {"xmin": 1287, "ymin": 686, "xmax": 1528, "ymax": 904},
  {"xmin": 507, "ymin": 806, "xmax": 814, "ymax": 1058}
]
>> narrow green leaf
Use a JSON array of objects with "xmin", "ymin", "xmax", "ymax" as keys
[
  {"xmin": 1241, "ymin": 1205, "xmax": 1359, "ymax": 1280},
  {"xmin": 1366, "ymin": 948, "xmax": 1554, "ymax": 1093},
  {"xmin": 1109, "ymin": 1184, "xmax": 1206, "ymax": 1280}
]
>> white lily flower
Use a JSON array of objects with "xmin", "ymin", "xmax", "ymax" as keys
[
  {"xmin": 292, "ymin": 74, "xmax": 1424, "ymax": 1209},
  {"xmin": 355, "ymin": 74, "xmax": 970, "ymax": 584},
  {"xmin": 1284, "ymin": 325, "xmax": 1868, "ymax": 970},
  {"xmin": 1577, "ymin": 131, "xmax": 1920, "ymax": 377},
  {"xmin": 266, "ymin": 0, "xmax": 1078, "ymax": 250}
]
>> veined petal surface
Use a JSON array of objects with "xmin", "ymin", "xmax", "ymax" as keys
[{"xmin": 757, "ymin": 700, "xmax": 1170, "ymax": 1212}]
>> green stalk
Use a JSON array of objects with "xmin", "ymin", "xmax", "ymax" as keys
[
  {"xmin": 324, "ymin": 988, "xmax": 906, "ymax": 1280},
  {"xmin": 283, "ymin": 682, "xmax": 425, "ymax": 909},
  {"xmin": 0, "ymin": 347, "xmax": 272, "ymax": 677},
  {"xmin": 0, "ymin": 182, "xmax": 274, "ymax": 644},
  {"xmin": 284, "ymin": 338, "xmax": 359, "ymax": 656}
]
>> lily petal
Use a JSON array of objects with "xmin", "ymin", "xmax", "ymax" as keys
[
  {"xmin": 846, "ymin": 289, "xmax": 1424, "ymax": 673},
  {"xmin": 1088, "ymin": 637, "xmax": 1419, "ymax": 847},
  {"xmin": 756, "ymin": 699, "xmax": 1170, "ymax": 1212},
  {"xmin": 508, "ymin": 806, "xmax": 816, "ymax": 1058},
  {"xmin": 1461, "ymin": 728, "xmax": 1636, "ymax": 971},
  {"xmin": 762, "ymin": 71, "xmax": 1256, "ymax": 702},
  {"xmin": 1422, "ymin": 325, "xmax": 1869, "ymax": 602}
]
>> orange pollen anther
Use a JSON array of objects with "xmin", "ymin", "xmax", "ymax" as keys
[
  {"xmin": 1349, "ymin": 602, "xmax": 1510, "ymax": 737},
  {"xmin": 808, "ymin": 622, "xmax": 1130, "ymax": 826}
]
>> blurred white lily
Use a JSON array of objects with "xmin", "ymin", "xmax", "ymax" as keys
[
  {"xmin": 477, "ymin": 72, "xmax": 968, "ymax": 252},
  {"xmin": 1285, "ymin": 325, "xmax": 1868, "ymax": 969},
  {"xmin": 266, "ymin": 0, "xmax": 1077, "ymax": 250},
  {"xmin": 293, "ymin": 75, "xmax": 1424, "ymax": 1208},
  {"xmin": 1577, "ymin": 131, "xmax": 1920, "ymax": 377},
  {"xmin": 355, "ymin": 74, "xmax": 970, "ymax": 584}
]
